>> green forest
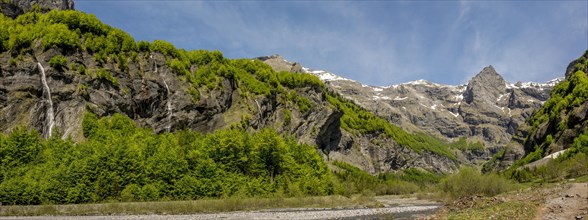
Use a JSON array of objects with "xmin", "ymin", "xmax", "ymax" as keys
[
  {"xmin": 0, "ymin": 113, "xmax": 454, "ymax": 205},
  {"xmin": 0, "ymin": 113, "xmax": 335, "ymax": 205}
]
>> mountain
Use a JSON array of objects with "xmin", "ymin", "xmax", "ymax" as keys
[
  {"xmin": 0, "ymin": 5, "xmax": 463, "ymax": 175},
  {"xmin": 259, "ymin": 55, "xmax": 561, "ymax": 165}
]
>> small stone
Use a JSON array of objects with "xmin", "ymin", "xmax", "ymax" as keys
[{"xmin": 575, "ymin": 216, "xmax": 583, "ymax": 220}]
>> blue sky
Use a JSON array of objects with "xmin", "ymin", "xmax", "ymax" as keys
[{"xmin": 76, "ymin": 1, "xmax": 587, "ymax": 86}]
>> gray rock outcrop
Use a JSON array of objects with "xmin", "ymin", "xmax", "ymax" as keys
[{"xmin": 0, "ymin": 0, "xmax": 74, "ymax": 18}]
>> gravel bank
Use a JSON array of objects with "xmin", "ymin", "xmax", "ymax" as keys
[{"xmin": 0, "ymin": 205, "xmax": 440, "ymax": 220}]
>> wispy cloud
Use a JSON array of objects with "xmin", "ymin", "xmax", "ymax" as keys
[{"xmin": 77, "ymin": 1, "xmax": 587, "ymax": 86}]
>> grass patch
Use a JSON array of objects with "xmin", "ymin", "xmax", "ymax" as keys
[{"xmin": 0, "ymin": 195, "xmax": 376, "ymax": 216}]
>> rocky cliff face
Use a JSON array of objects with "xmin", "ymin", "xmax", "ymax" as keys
[
  {"xmin": 0, "ymin": 50, "xmax": 340, "ymax": 149},
  {"xmin": 0, "ymin": 0, "xmax": 74, "ymax": 18},
  {"xmin": 259, "ymin": 55, "xmax": 561, "ymax": 165}
]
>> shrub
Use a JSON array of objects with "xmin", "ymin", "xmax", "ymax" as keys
[
  {"xmin": 150, "ymin": 40, "xmax": 178, "ymax": 58},
  {"xmin": 284, "ymin": 109, "xmax": 291, "ymax": 126},
  {"xmin": 441, "ymin": 167, "xmax": 517, "ymax": 199},
  {"xmin": 49, "ymin": 55, "xmax": 67, "ymax": 71},
  {"xmin": 137, "ymin": 40, "xmax": 150, "ymax": 52},
  {"xmin": 296, "ymin": 96, "xmax": 313, "ymax": 114},
  {"xmin": 96, "ymin": 68, "xmax": 119, "ymax": 87},
  {"xmin": 117, "ymin": 54, "xmax": 128, "ymax": 72},
  {"xmin": 77, "ymin": 63, "xmax": 86, "ymax": 75},
  {"xmin": 42, "ymin": 23, "xmax": 80, "ymax": 51}
]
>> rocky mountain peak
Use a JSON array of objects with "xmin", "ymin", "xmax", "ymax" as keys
[
  {"xmin": 464, "ymin": 65, "xmax": 507, "ymax": 104},
  {"xmin": 256, "ymin": 54, "xmax": 303, "ymax": 73},
  {"xmin": 0, "ymin": 0, "xmax": 74, "ymax": 18}
]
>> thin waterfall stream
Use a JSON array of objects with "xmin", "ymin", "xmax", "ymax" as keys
[
  {"xmin": 37, "ymin": 62, "xmax": 54, "ymax": 139},
  {"xmin": 162, "ymin": 76, "xmax": 172, "ymax": 132},
  {"xmin": 152, "ymin": 54, "xmax": 172, "ymax": 132}
]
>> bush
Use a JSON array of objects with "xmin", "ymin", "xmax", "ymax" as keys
[
  {"xmin": 49, "ymin": 55, "xmax": 67, "ymax": 71},
  {"xmin": 96, "ymin": 68, "xmax": 119, "ymax": 87},
  {"xmin": 117, "ymin": 54, "xmax": 128, "ymax": 72},
  {"xmin": 42, "ymin": 23, "xmax": 80, "ymax": 51},
  {"xmin": 441, "ymin": 167, "xmax": 517, "ymax": 199},
  {"xmin": 150, "ymin": 40, "xmax": 178, "ymax": 58},
  {"xmin": 283, "ymin": 109, "xmax": 291, "ymax": 126},
  {"xmin": 77, "ymin": 63, "xmax": 86, "ymax": 75}
]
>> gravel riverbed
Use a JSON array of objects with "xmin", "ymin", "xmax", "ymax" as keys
[{"xmin": 0, "ymin": 204, "xmax": 440, "ymax": 220}]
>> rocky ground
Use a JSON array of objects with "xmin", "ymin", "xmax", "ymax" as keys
[
  {"xmin": 538, "ymin": 182, "xmax": 588, "ymax": 220},
  {"xmin": 0, "ymin": 196, "xmax": 441, "ymax": 220},
  {"xmin": 430, "ymin": 182, "xmax": 588, "ymax": 220},
  {"xmin": 0, "ymin": 206, "xmax": 438, "ymax": 220}
]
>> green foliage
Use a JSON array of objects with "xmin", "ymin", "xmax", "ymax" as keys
[
  {"xmin": 511, "ymin": 146, "xmax": 543, "ymax": 169},
  {"xmin": 96, "ymin": 68, "xmax": 119, "ymax": 87},
  {"xmin": 150, "ymin": 40, "xmax": 178, "ymax": 58},
  {"xmin": 42, "ymin": 10, "xmax": 108, "ymax": 36},
  {"xmin": 77, "ymin": 63, "xmax": 86, "ymax": 75},
  {"xmin": 326, "ymin": 94, "xmax": 456, "ymax": 161},
  {"xmin": 568, "ymin": 130, "xmax": 588, "ymax": 156},
  {"xmin": 441, "ymin": 167, "xmax": 517, "ymax": 199},
  {"xmin": 0, "ymin": 9, "xmax": 136, "ymax": 60},
  {"xmin": 332, "ymin": 161, "xmax": 428, "ymax": 196},
  {"xmin": 511, "ymin": 152, "xmax": 588, "ymax": 183},
  {"xmin": 521, "ymin": 51, "xmax": 588, "ymax": 162},
  {"xmin": 451, "ymin": 137, "xmax": 485, "ymax": 151},
  {"xmin": 283, "ymin": 109, "xmax": 292, "ymax": 126},
  {"xmin": 41, "ymin": 23, "xmax": 80, "ymax": 51},
  {"xmin": 395, "ymin": 168, "xmax": 443, "ymax": 186},
  {"xmin": 496, "ymin": 51, "xmax": 588, "ymax": 179},
  {"xmin": 8, "ymin": 57, "xmax": 16, "ymax": 66},
  {"xmin": 169, "ymin": 58, "xmax": 189, "ymax": 75},
  {"xmin": 510, "ymin": 128, "xmax": 588, "ymax": 183},
  {"xmin": 232, "ymin": 59, "xmax": 274, "ymax": 96},
  {"xmin": 277, "ymin": 71, "xmax": 324, "ymax": 89},
  {"xmin": 48, "ymin": 55, "xmax": 67, "ymax": 71},
  {"xmin": 0, "ymin": 113, "xmax": 333, "ymax": 205},
  {"xmin": 117, "ymin": 54, "xmax": 128, "ymax": 72},
  {"xmin": 137, "ymin": 41, "xmax": 150, "ymax": 52},
  {"xmin": 481, "ymin": 149, "xmax": 505, "ymax": 173},
  {"xmin": 296, "ymin": 96, "xmax": 313, "ymax": 114}
]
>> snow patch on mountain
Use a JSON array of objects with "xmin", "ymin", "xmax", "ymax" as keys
[{"xmin": 302, "ymin": 67, "xmax": 354, "ymax": 82}]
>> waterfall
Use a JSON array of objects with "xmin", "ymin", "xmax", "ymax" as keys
[
  {"xmin": 151, "ymin": 54, "xmax": 171, "ymax": 132},
  {"xmin": 162, "ymin": 76, "xmax": 172, "ymax": 132},
  {"xmin": 151, "ymin": 54, "xmax": 158, "ymax": 73},
  {"xmin": 37, "ymin": 62, "xmax": 54, "ymax": 139}
]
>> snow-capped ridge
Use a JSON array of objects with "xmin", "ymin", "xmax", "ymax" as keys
[
  {"xmin": 302, "ymin": 67, "xmax": 354, "ymax": 82},
  {"xmin": 506, "ymin": 77, "xmax": 564, "ymax": 90}
]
